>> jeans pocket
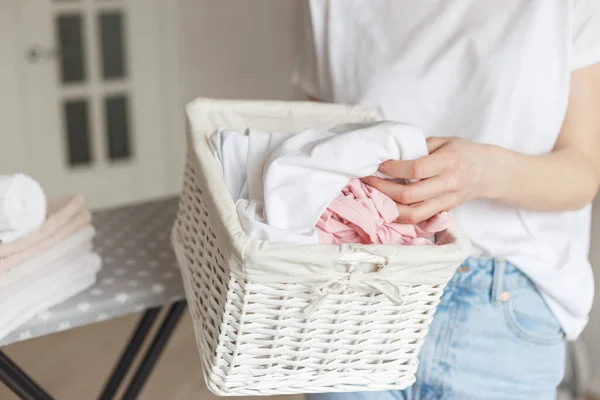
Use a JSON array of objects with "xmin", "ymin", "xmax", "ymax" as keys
[{"xmin": 502, "ymin": 287, "xmax": 565, "ymax": 345}]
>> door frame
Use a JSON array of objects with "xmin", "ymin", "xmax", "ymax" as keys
[{"xmin": 154, "ymin": 0, "xmax": 186, "ymax": 196}]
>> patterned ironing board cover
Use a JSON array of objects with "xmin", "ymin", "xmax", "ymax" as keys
[{"xmin": 0, "ymin": 197, "xmax": 185, "ymax": 347}]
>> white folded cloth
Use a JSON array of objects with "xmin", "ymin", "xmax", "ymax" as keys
[
  {"xmin": 0, "ymin": 225, "xmax": 96, "ymax": 292},
  {"xmin": 209, "ymin": 121, "xmax": 428, "ymax": 244},
  {"xmin": 0, "ymin": 250, "xmax": 101, "ymax": 341},
  {"xmin": 0, "ymin": 174, "xmax": 47, "ymax": 244}
]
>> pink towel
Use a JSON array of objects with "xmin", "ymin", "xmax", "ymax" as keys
[
  {"xmin": 0, "ymin": 196, "xmax": 91, "ymax": 270},
  {"xmin": 316, "ymin": 179, "xmax": 451, "ymax": 245},
  {"xmin": 0, "ymin": 195, "xmax": 85, "ymax": 258}
]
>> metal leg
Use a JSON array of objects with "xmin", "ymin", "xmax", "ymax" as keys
[
  {"xmin": 98, "ymin": 307, "xmax": 161, "ymax": 400},
  {"xmin": 120, "ymin": 301, "xmax": 187, "ymax": 400},
  {"xmin": 0, "ymin": 350, "xmax": 54, "ymax": 400},
  {"xmin": 0, "ymin": 301, "xmax": 185, "ymax": 400}
]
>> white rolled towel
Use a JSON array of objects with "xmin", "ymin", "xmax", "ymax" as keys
[{"xmin": 0, "ymin": 174, "xmax": 47, "ymax": 243}]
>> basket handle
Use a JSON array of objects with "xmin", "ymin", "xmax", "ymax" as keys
[
  {"xmin": 338, "ymin": 245, "xmax": 389, "ymax": 266},
  {"xmin": 304, "ymin": 266, "xmax": 404, "ymax": 315},
  {"xmin": 304, "ymin": 247, "xmax": 397, "ymax": 315}
]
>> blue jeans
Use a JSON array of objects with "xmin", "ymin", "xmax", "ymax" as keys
[{"xmin": 307, "ymin": 258, "xmax": 566, "ymax": 400}]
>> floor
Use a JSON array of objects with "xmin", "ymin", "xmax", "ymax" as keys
[
  {"xmin": 0, "ymin": 311, "xmax": 301, "ymax": 400},
  {"xmin": 0, "ymin": 312, "xmax": 597, "ymax": 400}
]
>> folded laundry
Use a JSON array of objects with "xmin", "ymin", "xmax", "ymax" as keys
[
  {"xmin": 0, "ymin": 174, "xmax": 47, "ymax": 244},
  {"xmin": 0, "ymin": 250, "xmax": 101, "ymax": 341},
  {"xmin": 0, "ymin": 242, "xmax": 95, "ymax": 302},
  {"xmin": 0, "ymin": 188, "xmax": 101, "ymax": 341},
  {"xmin": 0, "ymin": 225, "xmax": 95, "ymax": 290},
  {"xmin": 0, "ymin": 207, "xmax": 91, "ymax": 271},
  {"xmin": 317, "ymin": 178, "xmax": 451, "ymax": 245},
  {"xmin": 0, "ymin": 195, "xmax": 85, "ymax": 258},
  {"xmin": 209, "ymin": 121, "xmax": 449, "ymax": 244}
]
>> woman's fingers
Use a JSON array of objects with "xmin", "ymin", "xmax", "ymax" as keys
[
  {"xmin": 362, "ymin": 174, "xmax": 454, "ymax": 204},
  {"xmin": 394, "ymin": 193, "xmax": 459, "ymax": 224},
  {"xmin": 379, "ymin": 137, "xmax": 459, "ymax": 179},
  {"xmin": 426, "ymin": 136, "xmax": 453, "ymax": 152},
  {"xmin": 379, "ymin": 148, "xmax": 456, "ymax": 180},
  {"xmin": 360, "ymin": 137, "xmax": 466, "ymax": 223}
]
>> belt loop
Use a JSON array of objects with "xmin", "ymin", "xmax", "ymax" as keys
[{"xmin": 491, "ymin": 258, "xmax": 506, "ymax": 304}]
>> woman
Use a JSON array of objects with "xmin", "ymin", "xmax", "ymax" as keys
[{"xmin": 293, "ymin": 1, "xmax": 600, "ymax": 399}]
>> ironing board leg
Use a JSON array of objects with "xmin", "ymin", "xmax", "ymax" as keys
[
  {"xmin": 0, "ymin": 350, "xmax": 54, "ymax": 400},
  {"xmin": 98, "ymin": 306, "xmax": 162, "ymax": 400},
  {"xmin": 120, "ymin": 301, "xmax": 187, "ymax": 400},
  {"xmin": 0, "ymin": 301, "xmax": 186, "ymax": 400}
]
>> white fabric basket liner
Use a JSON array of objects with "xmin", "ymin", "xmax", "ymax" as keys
[{"xmin": 172, "ymin": 98, "xmax": 471, "ymax": 396}]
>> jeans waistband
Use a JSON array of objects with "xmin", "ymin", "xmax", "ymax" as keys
[{"xmin": 448, "ymin": 257, "xmax": 536, "ymax": 302}]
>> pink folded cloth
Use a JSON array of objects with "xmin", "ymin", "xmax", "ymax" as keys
[
  {"xmin": 0, "ymin": 195, "xmax": 91, "ymax": 270},
  {"xmin": 316, "ymin": 179, "xmax": 451, "ymax": 245},
  {"xmin": 0, "ymin": 195, "xmax": 85, "ymax": 258}
]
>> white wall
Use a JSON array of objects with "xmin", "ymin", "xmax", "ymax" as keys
[{"xmin": 179, "ymin": 0, "xmax": 304, "ymax": 103}]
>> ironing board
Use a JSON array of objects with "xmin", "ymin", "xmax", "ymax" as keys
[{"xmin": 0, "ymin": 197, "xmax": 187, "ymax": 400}]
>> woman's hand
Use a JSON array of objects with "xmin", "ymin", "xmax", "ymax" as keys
[{"xmin": 362, "ymin": 137, "xmax": 494, "ymax": 224}]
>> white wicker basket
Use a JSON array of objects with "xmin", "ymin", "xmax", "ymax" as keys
[{"xmin": 171, "ymin": 98, "xmax": 471, "ymax": 396}]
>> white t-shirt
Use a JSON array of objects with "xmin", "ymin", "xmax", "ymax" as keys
[{"xmin": 293, "ymin": 0, "xmax": 600, "ymax": 340}]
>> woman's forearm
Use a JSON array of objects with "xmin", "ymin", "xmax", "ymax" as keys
[{"xmin": 483, "ymin": 144, "xmax": 599, "ymax": 211}]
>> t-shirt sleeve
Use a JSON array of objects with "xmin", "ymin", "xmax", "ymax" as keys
[
  {"xmin": 572, "ymin": 0, "xmax": 600, "ymax": 70},
  {"xmin": 291, "ymin": 0, "xmax": 328, "ymax": 100}
]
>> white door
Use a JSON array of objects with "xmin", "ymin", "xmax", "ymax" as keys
[{"xmin": 17, "ymin": 0, "xmax": 170, "ymax": 209}]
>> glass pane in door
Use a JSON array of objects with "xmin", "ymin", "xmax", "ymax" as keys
[
  {"xmin": 104, "ymin": 94, "xmax": 131, "ymax": 161},
  {"xmin": 99, "ymin": 12, "xmax": 127, "ymax": 79},
  {"xmin": 56, "ymin": 14, "xmax": 86, "ymax": 83},
  {"xmin": 63, "ymin": 99, "xmax": 92, "ymax": 166}
]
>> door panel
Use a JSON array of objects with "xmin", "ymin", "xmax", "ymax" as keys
[{"xmin": 19, "ymin": 0, "xmax": 167, "ymax": 209}]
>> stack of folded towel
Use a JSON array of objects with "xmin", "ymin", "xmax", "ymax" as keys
[{"xmin": 0, "ymin": 174, "xmax": 101, "ymax": 340}]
